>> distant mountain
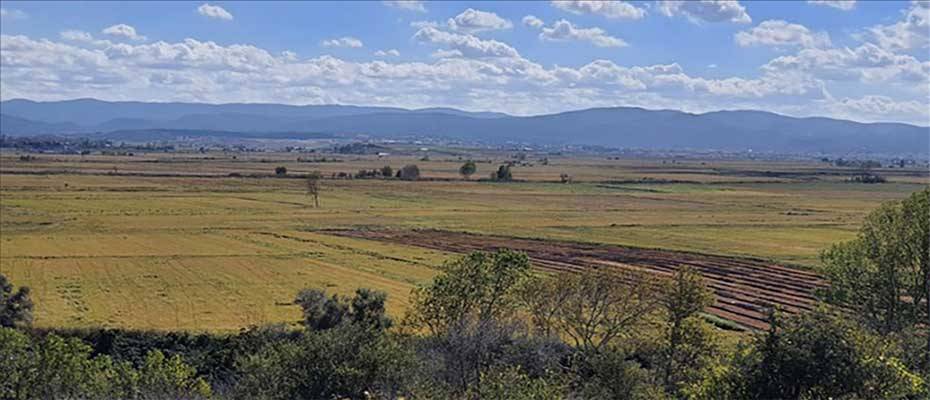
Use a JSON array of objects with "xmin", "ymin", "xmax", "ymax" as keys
[
  {"xmin": 0, "ymin": 98, "xmax": 497, "ymax": 126},
  {"xmin": 0, "ymin": 113, "xmax": 83, "ymax": 136},
  {"xmin": 411, "ymin": 107, "xmax": 509, "ymax": 119},
  {"xmin": 2, "ymin": 99, "xmax": 927, "ymax": 154}
]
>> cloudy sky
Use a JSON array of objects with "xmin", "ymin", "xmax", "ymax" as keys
[{"xmin": 1, "ymin": 1, "xmax": 928, "ymax": 125}]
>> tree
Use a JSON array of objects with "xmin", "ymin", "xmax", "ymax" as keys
[
  {"xmin": 381, "ymin": 165, "xmax": 394, "ymax": 178},
  {"xmin": 399, "ymin": 164, "xmax": 420, "ymax": 181},
  {"xmin": 493, "ymin": 164, "xmax": 513, "ymax": 181},
  {"xmin": 820, "ymin": 187, "xmax": 928, "ymax": 366},
  {"xmin": 294, "ymin": 289, "xmax": 349, "ymax": 331},
  {"xmin": 730, "ymin": 307, "xmax": 925, "ymax": 400},
  {"xmin": 520, "ymin": 268, "xmax": 662, "ymax": 354},
  {"xmin": 307, "ymin": 171, "xmax": 323, "ymax": 208},
  {"xmin": 274, "ymin": 166, "xmax": 287, "ymax": 176},
  {"xmin": 295, "ymin": 287, "xmax": 392, "ymax": 332},
  {"xmin": 407, "ymin": 250, "xmax": 531, "ymax": 335},
  {"xmin": 0, "ymin": 274, "xmax": 33, "ymax": 329},
  {"xmin": 0, "ymin": 328, "xmax": 212, "ymax": 400},
  {"xmin": 459, "ymin": 161, "xmax": 477, "ymax": 180},
  {"xmin": 660, "ymin": 267, "xmax": 717, "ymax": 396},
  {"xmin": 306, "ymin": 171, "xmax": 321, "ymax": 208},
  {"xmin": 350, "ymin": 288, "xmax": 392, "ymax": 331},
  {"xmin": 234, "ymin": 323, "xmax": 413, "ymax": 399}
]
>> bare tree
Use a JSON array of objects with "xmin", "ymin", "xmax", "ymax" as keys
[
  {"xmin": 306, "ymin": 171, "xmax": 321, "ymax": 207},
  {"xmin": 522, "ymin": 268, "xmax": 662, "ymax": 353}
]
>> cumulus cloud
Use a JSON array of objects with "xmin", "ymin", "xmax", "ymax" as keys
[
  {"xmin": 862, "ymin": 1, "xmax": 929, "ymax": 51},
  {"xmin": 382, "ymin": 0, "xmax": 426, "ymax": 13},
  {"xmin": 60, "ymin": 30, "xmax": 95, "ymax": 42},
  {"xmin": 735, "ymin": 20, "xmax": 831, "ymax": 49},
  {"xmin": 762, "ymin": 42, "xmax": 929, "ymax": 86},
  {"xmin": 0, "ymin": 8, "xmax": 27, "ymax": 19},
  {"xmin": 821, "ymin": 94, "xmax": 929, "ymax": 124},
  {"xmin": 1, "ymin": 31, "xmax": 926, "ymax": 125},
  {"xmin": 551, "ymin": 1, "xmax": 645, "ymax": 20},
  {"xmin": 102, "ymin": 24, "xmax": 146, "ymax": 41},
  {"xmin": 539, "ymin": 19, "xmax": 629, "ymax": 48},
  {"xmin": 807, "ymin": 0, "xmax": 856, "ymax": 11},
  {"xmin": 447, "ymin": 8, "xmax": 513, "ymax": 33},
  {"xmin": 197, "ymin": 3, "xmax": 233, "ymax": 20},
  {"xmin": 522, "ymin": 15, "xmax": 544, "ymax": 28},
  {"xmin": 413, "ymin": 26, "xmax": 522, "ymax": 58},
  {"xmin": 657, "ymin": 0, "xmax": 751, "ymax": 24},
  {"xmin": 375, "ymin": 49, "xmax": 401, "ymax": 57},
  {"xmin": 321, "ymin": 37, "xmax": 364, "ymax": 48}
]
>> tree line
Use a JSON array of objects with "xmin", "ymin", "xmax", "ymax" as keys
[{"xmin": 1, "ymin": 188, "xmax": 927, "ymax": 399}]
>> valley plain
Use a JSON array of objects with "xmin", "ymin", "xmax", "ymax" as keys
[{"xmin": 1, "ymin": 151, "xmax": 926, "ymax": 331}]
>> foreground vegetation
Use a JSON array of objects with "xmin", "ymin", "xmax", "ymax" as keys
[{"xmin": 1, "ymin": 188, "xmax": 927, "ymax": 399}]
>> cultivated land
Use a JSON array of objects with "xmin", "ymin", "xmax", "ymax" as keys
[{"xmin": 1, "ymin": 151, "xmax": 926, "ymax": 331}]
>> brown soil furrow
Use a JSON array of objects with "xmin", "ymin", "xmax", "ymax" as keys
[{"xmin": 324, "ymin": 229, "xmax": 824, "ymax": 329}]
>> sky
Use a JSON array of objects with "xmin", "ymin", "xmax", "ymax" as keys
[{"xmin": 0, "ymin": 1, "xmax": 928, "ymax": 125}]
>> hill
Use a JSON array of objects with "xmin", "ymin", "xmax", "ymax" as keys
[{"xmin": 1, "ymin": 99, "xmax": 926, "ymax": 154}]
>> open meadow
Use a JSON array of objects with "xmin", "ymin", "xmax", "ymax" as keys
[{"xmin": 1, "ymin": 151, "xmax": 927, "ymax": 331}]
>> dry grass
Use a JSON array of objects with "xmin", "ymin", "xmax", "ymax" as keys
[{"xmin": 1, "ymin": 151, "xmax": 926, "ymax": 331}]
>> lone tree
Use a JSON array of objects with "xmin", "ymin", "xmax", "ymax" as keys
[
  {"xmin": 491, "ymin": 164, "xmax": 512, "ymax": 181},
  {"xmin": 275, "ymin": 166, "xmax": 287, "ymax": 176},
  {"xmin": 306, "ymin": 171, "xmax": 322, "ymax": 207},
  {"xmin": 0, "ymin": 274, "xmax": 34, "ymax": 328},
  {"xmin": 399, "ymin": 164, "xmax": 420, "ymax": 181},
  {"xmin": 380, "ymin": 165, "xmax": 393, "ymax": 178},
  {"xmin": 459, "ymin": 161, "xmax": 477, "ymax": 180}
]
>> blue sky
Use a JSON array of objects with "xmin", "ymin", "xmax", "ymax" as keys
[{"xmin": 1, "ymin": 1, "xmax": 927, "ymax": 124}]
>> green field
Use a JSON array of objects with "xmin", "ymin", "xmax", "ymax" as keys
[{"xmin": 1, "ymin": 152, "xmax": 926, "ymax": 331}]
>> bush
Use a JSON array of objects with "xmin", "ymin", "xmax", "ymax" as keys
[
  {"xmin": 274, "ymin": 166, "xmax": 287, "ymax": 176},
  {"xmin": 399, "ymin": 164, "xmax": 420, "ymax": 181}
]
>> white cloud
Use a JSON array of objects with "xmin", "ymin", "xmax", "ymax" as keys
[
  {"xmin": 657, "ymin": 0, "xmax": 751, "ymax": 24},
  {"xmin": 102, "ymin": 24, "xmax": 147, "ymax": 41},
  {"xmin": 197, "ymin": 3, "xmax": 234, "ymax": 20},
  {"xmin": 807, "ymin": 0, "xmax": 856, "ymax": 11},
  {"xmin": 60, "ymin": 30, "xmax": 95, "ymax": 42},
  {"xmin": 735, "ymin": 20, "xmax": 831, "ymax": 49},
  {"xmin": 540, "ymin": 19, "xmax": 629, "ymax": 48},
  {"xmin": 762, "ymin": 43, "xmax": 929, "ymax": 85},
  {"xmin": 1, "ymin": 31, "xmax": 926, "ymax": 125},
  {"xmin": 375, "ymin": 49, "xmax": 401, "ymax": 57},
  {"xmin": 447, "ymin": 9, "xmax": 513, "ymax": 33},
  {"xmin": 522, "ymin": 15, "xmax": 544, "ymax": 28},
  {"xmin": 321, "ymin": 37, "xmax": 364, "ymax": 48},
  {"xmin": 413, "ymin": 26, "xmax": 522, "ymax": 58},
  {"xmin": 862, "ymin": 1, "xmax": 929, "ymax": 51},
  {"xmin": 822, "ymin": 94, "xmax": 929, "ymax": 124},
  {"xmin": 382, "ymin": 0, "xmax": 426, "ymax": 13},
  {"xmin": 0, "ymin": 8, "xmax": 27, "ymax": 19},
  {"xmin": 551, "ymin": 1, "xmax": 645, "ymax": 20}
]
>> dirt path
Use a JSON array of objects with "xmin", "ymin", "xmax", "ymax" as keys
[{"xmin": 326, "ymin": 229, "xmax": 826, "ymax": 330}]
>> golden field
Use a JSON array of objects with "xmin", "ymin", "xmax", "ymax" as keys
[{"xmin": 1, "ymin": 151, "xmax": 926, "ymax": 331}]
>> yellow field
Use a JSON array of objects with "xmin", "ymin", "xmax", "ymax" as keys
[{"xmin": 1, "ymin": 152, "xmax": 926, "ymax": 331}]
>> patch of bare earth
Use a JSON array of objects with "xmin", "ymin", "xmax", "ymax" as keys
[{"xmin": 327, "ymin": 229, "xmax": 826, "ymax": 330}]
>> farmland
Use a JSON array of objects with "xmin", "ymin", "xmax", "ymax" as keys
[{"xmin": 1, "ymin": 151, "xmax": 926, "ymax": 331}]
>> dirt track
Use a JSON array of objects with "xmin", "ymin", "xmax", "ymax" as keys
[{"xmin": 328, "ymin": 229, "xmax": 827, "ymax": 330}]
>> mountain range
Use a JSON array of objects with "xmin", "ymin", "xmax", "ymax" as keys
[{"xmin": 1, "ymin": 98, "xmax": 927, "ymax": 154}]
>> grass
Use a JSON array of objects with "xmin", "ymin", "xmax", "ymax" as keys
[{"xmin": 1, "ymin": 152, "xmax": 926, "ymax": 331}]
